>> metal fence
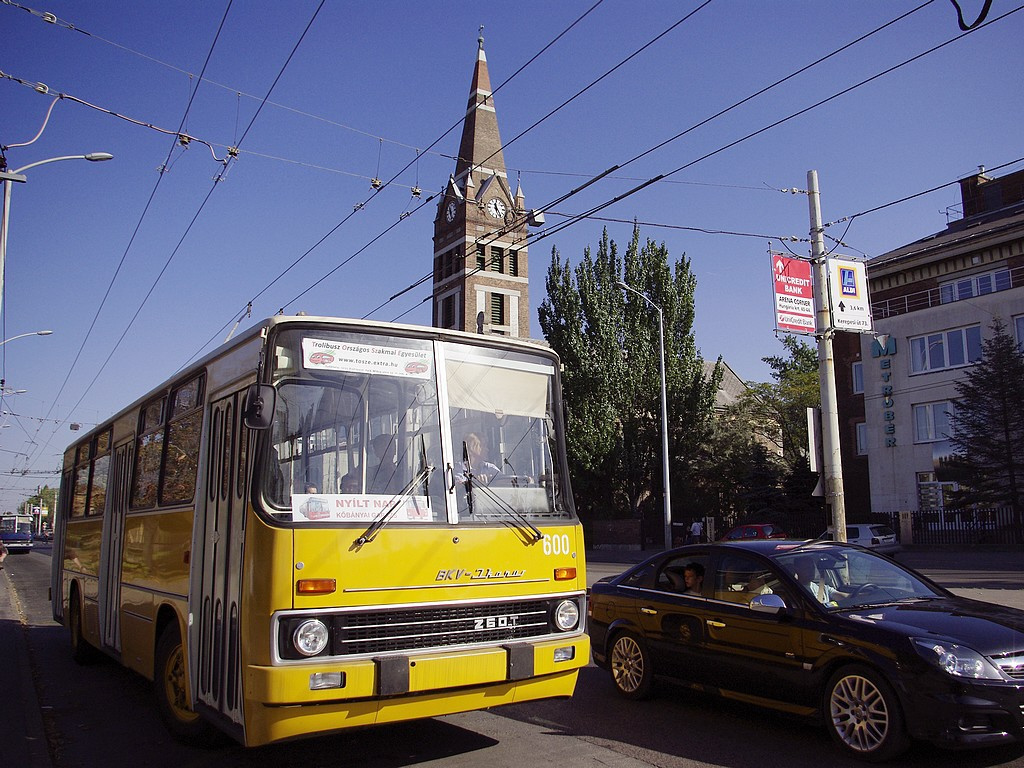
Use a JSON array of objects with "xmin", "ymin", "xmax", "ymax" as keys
[{"xmin": 870, "ymin": 507, "xmax": 1023, "ymax": 547}]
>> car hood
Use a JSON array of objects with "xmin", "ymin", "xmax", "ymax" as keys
[{"xmin": 841, "ymin": 597, "xmax": 1024, "ymax": 654}]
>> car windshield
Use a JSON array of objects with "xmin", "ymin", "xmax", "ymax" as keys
[{"xmin": 773, "ymin": 546, "xmax": 944, "ymax": 609}]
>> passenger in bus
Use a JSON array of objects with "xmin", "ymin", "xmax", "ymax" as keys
[
  {"xmin": 340, "ymin": 472, "xmax": 360, "ymax": 493},
  {"xmin": 456, "ymin": 432, "xmax": 502, "ymax": 485},
  {"xmin": 367, "ymin": 434, "xmax": 402, "ymax": 495}
]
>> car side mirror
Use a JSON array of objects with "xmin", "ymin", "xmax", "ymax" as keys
[
  {"xmin": 243, "ymin": 384, "xmax": 276, "ymax": 430},
  {"xmin": 749, "ymin": 593, "xmax": 787, "ymax": 615}
]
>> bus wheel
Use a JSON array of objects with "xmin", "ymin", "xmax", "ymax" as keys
[
  {"xmin": 68, "ymin": 591, "xmax": 98, "ymax": 665},
  {"xmin": 153, "ymin": 623, "xmax": 221, "ymax": 746}
]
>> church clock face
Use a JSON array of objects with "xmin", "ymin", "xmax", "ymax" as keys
[
  {"xmin": 445, "ymin": 201, "xmax": 458, "ymax": 223},
  {"xmin": 485, "ymin": 197, "xmax": 507, "ymax": 219}
]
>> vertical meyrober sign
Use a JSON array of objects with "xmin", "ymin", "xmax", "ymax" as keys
[
  {"xmin": 828, "ymin": 257, "xmax": 872, "ymax": 332},
  {"xmin": 772, "ymin": 254, "xmax": 815, "ymax": 334}
]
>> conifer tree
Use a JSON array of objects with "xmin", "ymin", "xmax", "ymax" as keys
[{"xmin": 947, "ymin": 318, "xmax": 1024, "ymax": 541}]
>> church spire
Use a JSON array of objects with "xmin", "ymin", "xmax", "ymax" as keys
[
  {"xmin": 454, "ymin": 28, "xmax": 506, "ymax": 186},
  {"xmin": 432, "ymin": 35, "xmax": 529, "ymax": 339}
]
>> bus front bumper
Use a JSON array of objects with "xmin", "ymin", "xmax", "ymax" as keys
[{"xmin": 242, "ymin": 635, "xmax": 588, "ymax": 746}]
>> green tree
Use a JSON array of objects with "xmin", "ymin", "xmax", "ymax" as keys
[
  {"xmin": 19, "ymin": 484, "xmax": 58, "ymax": 530},
  {"xmin": 759, "ymin": 334, "xmax": 819, "ymax": 464},
  {"xmin": 689, "ymin": 335, "xmax": 824, "ymax": 535},
  {"xmin": 539, "ymin": 226, "xmax": 721, "ymax": 540},
  {"xmin": 947, "ymin": 318, "xmax": 1024, "ymax": 540}
]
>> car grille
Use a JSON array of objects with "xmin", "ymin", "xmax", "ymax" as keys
[
  {"xmin": 330, "ymin": 598, "xmax": 560, "ymax": 656},
  {"xmin": 992, "ymin": 652, "xmax": 1024, "ymax": 680}
]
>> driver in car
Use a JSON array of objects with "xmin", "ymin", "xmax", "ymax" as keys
[{"xmin": 793, "ymin": 556, "xmax": 849, "ymax": 606}]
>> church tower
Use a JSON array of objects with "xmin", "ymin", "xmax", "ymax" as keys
[{"xmin": 432, "ymin": 32, "xmax": 530, "ymax": 337}]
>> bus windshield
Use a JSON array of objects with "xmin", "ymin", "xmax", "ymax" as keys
[{"xmin": 259, "ymin": 328, "xmax": 572, "ymax": 525}]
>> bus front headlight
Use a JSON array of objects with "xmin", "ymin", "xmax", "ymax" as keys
[
  {"xmin": 293, "ymin": 619, "xmax": 329, "ymax": 657},
  {"xmin": 553, "ymin": 599, "xmax": 579, "ymax": 631}
]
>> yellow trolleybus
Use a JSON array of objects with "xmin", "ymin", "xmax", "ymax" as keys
[{"xmin": 52, "ymin": 315, "xmax": 588, "ymax": 747}]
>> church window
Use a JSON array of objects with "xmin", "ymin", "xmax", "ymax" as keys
[{"xmin": 491, "ymin": 294, "xmax": 505, "ymax": 325}]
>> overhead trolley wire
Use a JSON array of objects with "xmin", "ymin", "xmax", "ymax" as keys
[
  {"xmin": 24, "ymin": 1, "xmax": 328, "ymax": 471},
  {"xmin": 18, "ymin": 0, "xmax": 238, "ymax": 470},
  {"xmin": 181, "ymin": 1, "xmax": 610, "ymax": 362}
]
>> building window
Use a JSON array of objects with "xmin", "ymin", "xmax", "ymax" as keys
[
  {"xmin": 917, "ymin": 471, "xmax": 956, "ymax": 510},
  {"xmin": 939, "ymin": 267, "xmax": 1011, "ymax": 304},
  {"xmin": 476, "ymin": 245, "xmax": 486, "ymax": 271},
  {"xmin": 490, "ymin": 294, "xmax": 505, "ymax": 325},
  {"xmin": 442, "ymin": 295, "xmax": 455, "ymax": 328},
  {"xmin": 913, "ymin": 400, "xmax": 954, "ymax": 443},
  {"xmin": 508, "ymin": 250, "xmax": 519, "ymax": 277},
  {"xmin": 910, "ymin": 325, "xmax": 982, "ymax": 373},
  {"xmin": 855, "ymin": 422, "xmax": 867, "ymax": 455},
  {"xmin": 1015, "ymin": 314, "xmax": 1024, "ymax": 352},
  {"xmin": 490, "ymin": 246, "xmax": 504, "ymax": 273},
  {"xmin": 851, "ymin": 362, "xmax": 863, "ymax": 394}
]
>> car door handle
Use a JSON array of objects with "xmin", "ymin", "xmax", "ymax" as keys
[
  {"xmin": 640, "ymin": 607, "xmax": 658, "ymax": 615},
  {"xmin": 706, "ymin": 619, "xmax": 726, "ymax": 628}
]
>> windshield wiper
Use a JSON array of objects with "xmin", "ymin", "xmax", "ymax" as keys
[
  {"xmin": 355, "ymin": 437, "xmax": 434, "ymax": 546},
  {"xmin": 472, "ymin": 483, "xmax": 544, "ymax": 544}
]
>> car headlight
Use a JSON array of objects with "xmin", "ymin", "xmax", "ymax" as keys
[
  {"xmin": 553, "ymin": 599, "xmax": 580, "ymax": 631},
  {"xmin": 293, "ymin": 618, "xmax": 329, "ymax": 657},
  {"xmin": 911, "ymin": 638, "xmax": 1003, "ymax": 680}
]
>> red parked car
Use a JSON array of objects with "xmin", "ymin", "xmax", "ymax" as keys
[{"xmin": 719, "ymin": 523, "xmax": 787, "ymax": 541}]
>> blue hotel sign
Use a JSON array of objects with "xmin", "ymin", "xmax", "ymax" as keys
[{"xmin": 871, "ymin": 335, "xmax": 897, "ymax": 448}]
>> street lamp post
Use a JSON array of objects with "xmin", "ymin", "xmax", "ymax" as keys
[
  {"xmin": 0, "ymin": 152, "xmax": 113, "ymax": 323},
  {"xmin": 617, "ymin": 281, "xmax": 672, "ymax": 550},
  {"xmin": 0, "ymin": 330, "xmax": 53, "ymax": 347}
]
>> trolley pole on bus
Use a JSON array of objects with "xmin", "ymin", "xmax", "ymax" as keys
[{"xmin": 807, "ymin": 170, "xmax": 847, "ymax": 542}]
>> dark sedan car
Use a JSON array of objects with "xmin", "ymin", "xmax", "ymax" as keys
[{"xmin": 589, "ymin": 540, "xmax": 1024, "ymax": 762}]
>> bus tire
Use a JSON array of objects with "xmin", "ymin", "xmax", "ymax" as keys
[
  {"xmin": 68, "ymin": 590, "xmax": 99, "ymax": 665},
  {"xmin": 153, "ymin": 623, "xmax": 222, "ymax": 747}
]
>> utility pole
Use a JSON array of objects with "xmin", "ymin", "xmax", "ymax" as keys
[{"xmin": 807, "ymin": 170, "xmax": 847, "ymax": 542}]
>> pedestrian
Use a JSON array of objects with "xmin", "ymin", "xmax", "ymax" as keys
[
  {"xmin": 0, "ymin": 539, "xmax": 8, "ymax": 569},
  {"xmin": 688, "ymin": 518, "xmax": 704, "ymax": 544}
]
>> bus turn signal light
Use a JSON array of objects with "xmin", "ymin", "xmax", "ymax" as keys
[
  {"xmin": 553, "ymin": 567, "xmax": 576, "ymax": 581},
  {"xmin": 296, "ymin": 578, "xmax": 337, "ymax": 595}
]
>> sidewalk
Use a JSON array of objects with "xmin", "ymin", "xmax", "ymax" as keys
[{"xmin": 0, "ymin": 568, "xmax": 52, "ymax": 767}]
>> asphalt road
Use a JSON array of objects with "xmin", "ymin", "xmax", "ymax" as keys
[{"xmin": 3, "ymin": 544, "xmax": 1022, "ymax": 768}]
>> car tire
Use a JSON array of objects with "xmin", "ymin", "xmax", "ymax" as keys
[
  {"xmin": 153, "ymin": 623, "xmax": 223, "ymax": 747},
  {"xmin": 824, "ymin": 664, "xmax": 910, "ymax": 762},
  {"xmin": 609, "ymin": 630, "xmax": 654, "ymax": 700}
]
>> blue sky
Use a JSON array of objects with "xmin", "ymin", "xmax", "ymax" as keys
[{"xmin": 1, "ymin": 0, "xmax": 1022, "ymax": 508}]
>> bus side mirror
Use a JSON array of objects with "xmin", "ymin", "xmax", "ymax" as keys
[{"xmin": 244, "ymin": 384, "xmax": 276, "ymax": 430}]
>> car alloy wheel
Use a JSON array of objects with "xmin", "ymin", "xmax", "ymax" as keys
[
  {"xmin": 610, "ymin": 631, "xmax": 653, "ymax": 700},
  {"xmin": 826, "ymin": 664, "xmax": 909, "ymax": 761}
]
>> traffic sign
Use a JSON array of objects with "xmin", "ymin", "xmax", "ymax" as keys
[
  {"xmin": 828, "ymin": 257, "xmax": 872, "ymax": 332},
  {"xmin": 771, "ymin": 254, "xmax": 815, "ymax": 334}
]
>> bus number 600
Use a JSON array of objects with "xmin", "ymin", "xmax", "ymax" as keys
[{"xmin": 542, "ymin": 533, "xmax": 570, "ymax": 556}]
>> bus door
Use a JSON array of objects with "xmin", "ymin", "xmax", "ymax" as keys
[
  {"xmin": 191, "ymin": 390, "xmax": 248, "ymax": 730},
  {"xmin": 51, "ymin": 470, "xmax": 74, "ymax": 625},
  {"xmin": 97, "ymin": 440, "xmax": 132, "ymax": 652}
]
